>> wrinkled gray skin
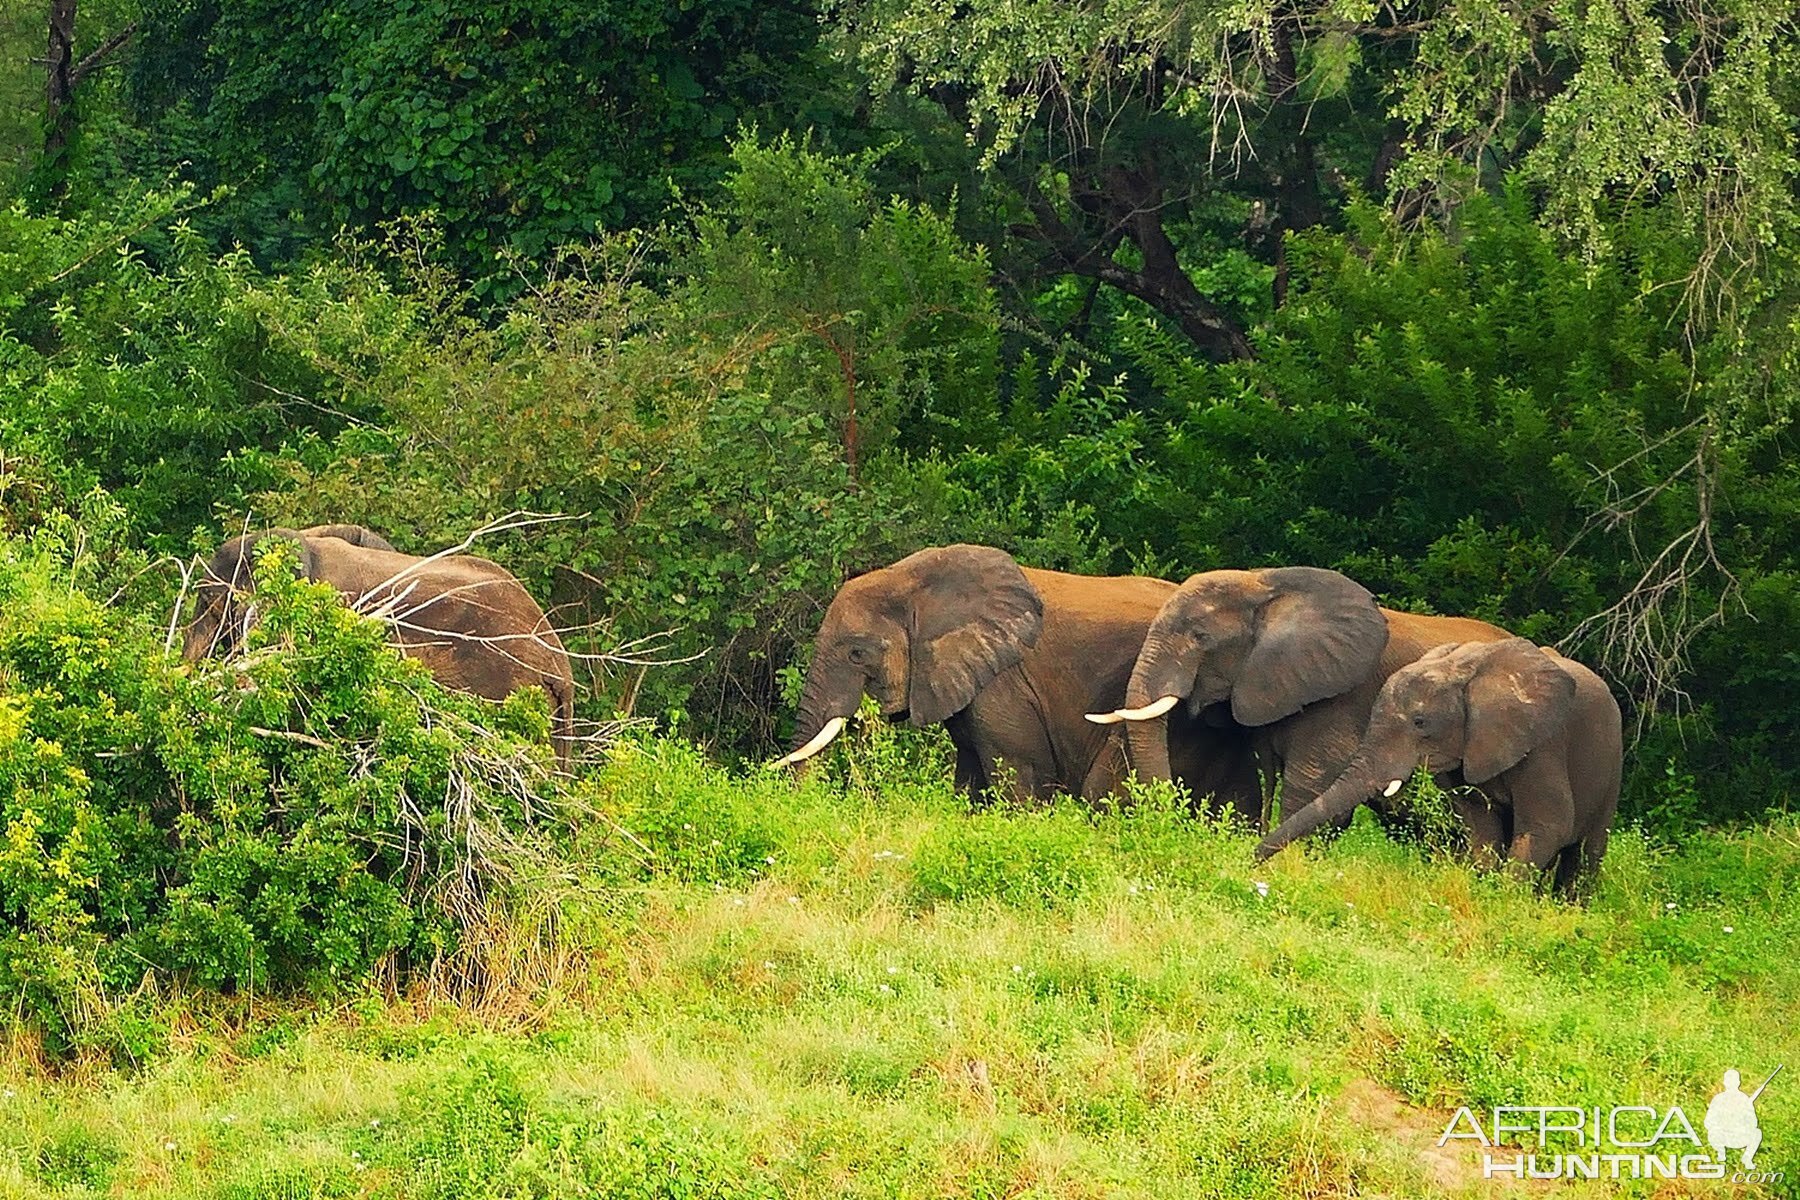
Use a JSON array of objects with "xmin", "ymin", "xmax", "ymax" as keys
[
  {"xmin": 184, "ymin": 526, "xmax": 576, "ymax": 760},
  {"xmin": 1256, "ymin": 638, "xmax": 1623, "ymax": 894},
  {"xmin": 783, "ymin": 545, "xmax": 1259, "ymax": 811},
  {"xmin": 1108, "ymin": 567, "xmax": 1513, "ymax": 823}
]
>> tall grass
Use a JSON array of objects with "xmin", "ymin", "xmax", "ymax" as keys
[{"xmin": 4, "ymin": 725, "xmax": 1796, "ymax": 1198}]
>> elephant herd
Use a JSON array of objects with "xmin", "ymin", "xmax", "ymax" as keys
[
  {"xmin": 775, "ymin": 545, "xmax": 1621, "ymax": 893},
  {"xmin": 184, "ymin": 530, "xmax": 1621, "ymax": 893}
]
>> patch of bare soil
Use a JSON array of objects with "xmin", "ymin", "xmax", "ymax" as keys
[{"xmin": 1338, "ymin": 1078, "xmax": 1555, "ymax": 1195}]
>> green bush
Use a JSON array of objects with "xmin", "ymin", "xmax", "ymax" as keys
[{"xmin": 0, "ymin": 532, "xmax": 585, "ymax": 1054}]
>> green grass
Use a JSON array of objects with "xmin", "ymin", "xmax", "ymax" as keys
[{"xmin": 4, "ymin": 732, "xmax": 1798, "ymax": 1198}]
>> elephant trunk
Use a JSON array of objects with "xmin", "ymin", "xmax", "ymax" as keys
[
  {"xmin": 1115, "ymin": 632, "xmax": 1202, "ymax": 784},
  {"xmin": 1255, "ymin": 748, "xmax": 1415, "ymax": 860},
  {"xmin": 778, "ymin": 651, "xmax": 863, "ymax": 766}
]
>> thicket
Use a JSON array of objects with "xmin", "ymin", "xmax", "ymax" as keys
[
  {"xmin": 5, "ymin": 134, "xmax": 1799, "ymax": 823},
  {"xmin": 0, "ymin": 510, "xmax": 589, "ymax": 1056}
]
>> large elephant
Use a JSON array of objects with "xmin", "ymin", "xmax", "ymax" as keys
[
  {"xmin": 1255, "ymin": 637, "xmax": 1622, "ymax": 893},
  {"xmin": 298, "ymin": 523, "xmax": 398, "ymax": 552},
  {"xmin": 773, "ymin": 544, "xmax": 1260, "ymax": 810},
  {"xmin": 1088, "ymin": 568, "xmax": 1512, "ymax": 823},
  {"xmin": 184, "ymin": 527, "xmax": 576, "ymax": 759}
]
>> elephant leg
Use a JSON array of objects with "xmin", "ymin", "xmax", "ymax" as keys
[
  {"xmin": 964, "ymin": 693, "xmax": 1054, "ymax": 804},
  {"xmin": 1556, "ymin": 826, "xmax": 1610, "ymax": 898},
  {"xmin": 1080, "ymin": 734, "xmax": 1130, "ymax": 805},
  {"xmin": 1506, "ymin": 773, "xmax": 1576, "ymax": 877},
  {"xmin": 945, "ymin": 711, "xmax": 989, "ymax": 804},
  {"xmin": 1454, "ymin": 794, "xmax": 1507, "ymax": 868},
  {"xmin": 982, "ymin": 753, "xmax": 1039, "ymax": 805}
]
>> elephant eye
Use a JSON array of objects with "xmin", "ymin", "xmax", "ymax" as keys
[
  {"xmin": 848, "ymin": 645, "xmax": 871, "ymax": 665},
  {"xmin": 1412, "ymin": 714, "xmax": 1427, "ymax": 730}
]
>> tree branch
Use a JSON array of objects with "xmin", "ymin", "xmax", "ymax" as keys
[{"xmin": 68, "ymin": 20, "xmax": 136, "ymax": 90}]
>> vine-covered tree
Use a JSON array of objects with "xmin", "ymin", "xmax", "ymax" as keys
[
  {"xmin": 114, "ymin": 0, "xmax": 839, "ymax": 282},
  {"xmin": 833, "ymin": 0, "xmax": 1800, "ymax": 366}
]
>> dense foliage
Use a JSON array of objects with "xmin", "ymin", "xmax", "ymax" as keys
[
  {"xmin": 0, "ymin": 0, "xmax": 1797, "ymax": 1055},
  {"xmin": 0, "ymin": 520, "xmax": 579, "ymax": 1054},
  {"xmin": 94, "ymin": 0, "xmax": 837, "ymax": 286}
]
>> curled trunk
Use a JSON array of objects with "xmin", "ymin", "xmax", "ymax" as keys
[{"xmin": 1256, "ymin": 750, "xmax": 1412, "ymax": 860}]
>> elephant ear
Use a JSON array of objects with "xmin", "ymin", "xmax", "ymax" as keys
[
  {"xmin": 1232, "ymin": 566, "xmax": 1389, "ymax": 726},
  {"xmin": 901, "ymin": 545, "xmax": 1044, "ymax": 726},
  {"xmin": 203, "ymin": 537, "xmax": 258, "ymax": 592},
  {"xmin": 1461, "ymin": 638, "xmax": 1578, "ymax": 783}
]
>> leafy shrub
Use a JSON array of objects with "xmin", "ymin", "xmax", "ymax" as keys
[
  {"xmin": 0, "ymin": 532, "xmax": 587, "ymax": 1054},
  {"xmin": 0, "ymin": 190, "xmax": 376, "ymax": 541}
]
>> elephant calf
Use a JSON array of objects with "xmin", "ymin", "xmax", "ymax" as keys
[
  {"xmin": 1255, "ymin": 638, "xmax": 1622, "ymax": 894},
  {"xmin": 1087, "ymin": 566, "xmax": 1512, "ymax": 823},
  {"xmin": 184, "ymin": 525, "xmax": 576, "ymax": 760}
]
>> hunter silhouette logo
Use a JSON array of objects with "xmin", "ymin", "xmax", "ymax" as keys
[
  {"xmin": 1706, "ymin": 1065, "xmax": 1777, "ymax": 1170},
  {"xmin": 1437, "ymin": 1064, "xmax": 1784, "ymax": 1183}
]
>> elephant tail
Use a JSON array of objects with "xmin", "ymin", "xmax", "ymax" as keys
[{"xmin": 550, "ymin": 671, "xmax": 577, "ymax": 766}]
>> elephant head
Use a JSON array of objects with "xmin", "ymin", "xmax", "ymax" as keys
[
  {"xmin": 773, "ymin": 545, "xmax": 1044, "ymax": 766},
  {"xmin": 1086, "ymin": 567, "xmax": 1389, "ymax": 780},
  {"xmin": 1255, "ymin": 637, "xmax": 1577, "ymax": 859},
  {"xmin": 183, "ymin": 528, "xmax": 319, "ymax": 661}
]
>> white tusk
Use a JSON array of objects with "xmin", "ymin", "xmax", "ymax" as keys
[
  {"xmin": 1383, "ymin": 778, "xmax": 1405, "ymax": 797},
  {"xmin": 769, "ymin": 717, "xmax": 847, "ymax": 768},
  {"xmin": 1085, "ymin": 710, "xmax": 1125, "ymax": 725},
  {"xmin": 1111, "ymin": 695, "xmax": 1181, "ymax": 722}
]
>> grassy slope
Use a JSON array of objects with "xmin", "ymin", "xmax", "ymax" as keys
[{"xmin": 4, "ymin": 733, "xmax": 1797, "ymax": 1199}]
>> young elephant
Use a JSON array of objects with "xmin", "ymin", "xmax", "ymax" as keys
[
  {"xmin": 1088, "ymin": 567, "xmax": 1512, "ymax": 821},
  {"xmin": 1255, "ymin": 638, "xmax": 1623, "ymax": 892},
  {"xmin": 773, "ymin": 544, "xmax": 1260, "ymax": 811},
  {"xmin": 184, "ymin": 527, "xmax": 576, "ymax": 760}
]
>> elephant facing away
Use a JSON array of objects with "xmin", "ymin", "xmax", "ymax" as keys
[
  {"xmin": 1256, "ymin": 638, "xmax": 1622, "ymax": 893},
  {"xmin": 774, "ymin": 545, "xmax": 1260, "ymax": 812},
  {"xmin": 298, "ymin": 523, "xmax": 398, "ymax": 552},
  {"xmin": 184, "ymin": 527, "xmax": 576, "ymax": 760},
  {"xmin": 1088, "ymin": 567, "xmax": 1514, "ymax": 823}
]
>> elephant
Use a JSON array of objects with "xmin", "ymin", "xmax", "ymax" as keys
[
  {"xmin": 184, "ymin": 527, "xmax": 576, "ymax": 759},
  {"xmin": 298, "ymin": 523, "xmax": 398, "ymax": 552},
  {"xmin": 1255, "ymin": 637, "xmax": 1623, "ymax": 894},
  {"xmin": 1087, "ymin": 567, "xmax": 1513, "ymax": 825},
  {"xmin": 773, "ymin": 544, "xmax": 1261, "ymax": 811}
]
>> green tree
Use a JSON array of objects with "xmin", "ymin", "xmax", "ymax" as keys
[
  {"xmin": 833, "ymin": 0, "xmax": 1800, "ymax": 366},
  {"xmin": 108, "ymin": 0, "xmax": 838, "ymax": 284}
]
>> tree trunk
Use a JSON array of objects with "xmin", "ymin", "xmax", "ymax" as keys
[{"xmin": 44, "ymin": 0, "xmax": 76, "ymax": 190}]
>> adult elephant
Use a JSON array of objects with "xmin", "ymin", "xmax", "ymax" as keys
[
  {"xmin": 1255, "ymin": 638, "xmax": 1622, "ymax": 894},
  {"xmin": 299, "ymin": 523, "xmax": 398, "ymax": 552},
  {"xmin": 1088, "ymin": 568, "xmax": 1512, "ymax": 823},
  {"xmin": 184, "ymin": 527, "xmax": 576, "ymax": 760},
  {"xmin": 772, "ymin": 545, "xmax": 1259, "ymax": 811}
]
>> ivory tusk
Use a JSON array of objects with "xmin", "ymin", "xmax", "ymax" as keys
[
  {"xmin": 1383, "ymin": 778, "xmax": 1405, "ymax": 797},
  {"xmin": 1084, "ymin": 710, "xmax": 1125, "ymax": 725},
  {"xmin": 769, "ymin": 716, "xmax": 847, "ymax": 768},
  {"xmin": 1111, "ymin": 694, "xmax": 1181, "ymax": 722}
]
